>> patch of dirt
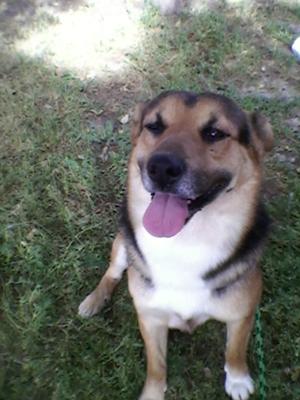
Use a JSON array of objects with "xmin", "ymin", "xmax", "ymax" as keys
[
  {"xmin": 286, "ymin": 116, "xmax": 300, "ymax": 135},
  {"xmin": 242, "ymin": 74, "xmax": 299, "ymax": 100},
  {"xmin": 288, "ymin": 23, "xmax": 300, "ymax": 35},
  {"xmin": 82, "ymin": 70, "xmax": 148, "ymax": 137},
  {"xmin": 236, "ymin": 45, "xmax": 300, "ymax": 100},
  {"xmin": 263, "ymin": 174, "xmax": 285, "ymax": 201},
  {"xmin": 272, "ymin": 147, "xmax": 300, "ymax": 171},
  {"xmin": 85, "ymin": 74, "xmax": 145, "ymax": 113}
]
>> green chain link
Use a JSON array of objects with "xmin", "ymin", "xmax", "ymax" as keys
[{"xmin": 255, "ymin": 308, "xmax": 267, "ymax": 400}]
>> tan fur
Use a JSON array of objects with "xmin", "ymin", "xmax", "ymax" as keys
[
  {"xmin": 78, "ymin": 234, "xmax": 127, "ymax": 317},
  {"xmin": 137, "ymin": 313, "xmax": 168, "ymax": 400},
  {"xmin": 79, "ymin": 92, "xmax": 272, "ymax": 400}
]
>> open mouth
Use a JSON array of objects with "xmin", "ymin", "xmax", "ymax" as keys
[{"xmin": 142, "ymin": 180, "xmax": 231, "ymax": 238}]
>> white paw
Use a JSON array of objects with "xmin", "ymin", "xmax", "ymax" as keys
[
  {"xmin": 139, "ymin": 392, "xmax": 164, "ymax": 400},
  {"xmin": 138, "ymin": 382, "xmax": 166, "ymax": 400},
  {"xmin": 78, "ymin": 292, "xmax": 101, "ymax": 318},
  {"xmin": 225, "ymin": 368, "xmax": 254, "ymax": 400}
]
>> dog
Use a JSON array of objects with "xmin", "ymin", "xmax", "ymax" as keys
[{"xmin": 78, "ymin": 91, "xmax": 273, "ymax": 400}]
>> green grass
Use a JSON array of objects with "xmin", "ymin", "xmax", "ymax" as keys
[{"xmin": 1, "ymin": 1, "xmax": 300, "ymax": 399}]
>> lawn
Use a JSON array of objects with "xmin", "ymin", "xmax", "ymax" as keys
[{"xmin": 0, "ymin": 1, "xmax": 300, "ymax": 399}]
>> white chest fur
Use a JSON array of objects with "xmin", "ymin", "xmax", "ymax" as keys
[{"xmin": 135, "ymin": 206, "xmax": 245, "ymax": 321}]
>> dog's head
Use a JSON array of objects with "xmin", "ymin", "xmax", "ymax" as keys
[{"xmin": 129, "ymin": 91, "xmax": 273, "ymax": 238}]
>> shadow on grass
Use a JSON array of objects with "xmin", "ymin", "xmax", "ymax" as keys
[{"xmin": 0, "ymin": 0, "xmax": 86, "ymax": 41}]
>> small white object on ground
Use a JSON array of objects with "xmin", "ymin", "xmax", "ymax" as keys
[
  {"xmin": 291, "ymin": 36, "xmax": 300, "ymax": 61},
  {"xmin": 120, "ymin": 114, "xmax": 129, "ymax": 125}
]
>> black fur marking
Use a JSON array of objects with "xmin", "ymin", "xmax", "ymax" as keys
[
  {"xmin": 119, "ymin": 201, "xmax": 153, "ymax": 285},
  {"xmin": 187, "ymin": 172, "xmax": 232, "ymax": 218},
  {"xmin": 181, "ymin": 91, "xmax": 200, "ymax": 107},
  {"xmin": 238, "ymin": 120, "xmax": 251, "ymax": 146},
  {"xmin": 251, "ymin": 112, "xmax": 263, "ymax": 134},
  {"xmin": 199, "ymin": 92, "xmax": 251, "ymax": 146},
  {"xmin": 145, "ymin": 113, "xmax": 166, "ymax": 135},
  {"xmin": 141, "ymin": 91, "xmax": 252, "ymax": 147},
  {"xmin": 213, "ymin": 270, "xmax": 249, "ymax": 296},
  {"xmin": 142, "ymin": 90, "xmax": 200, "ymax": 117},
  {"xmin": 214, "ymin": 283, "xmax": 233, "ymax": 296},
  {"xmin": 119, "ymin": 197, "xmax": 145, "ymax": 262},
  {"xmin": 203, "ymin": 202, "xmax": 270, "ymax": 281},
  {"xmin": 200, "ymin": 115, "xmax": 218, "ymax": 132},
  {"xmin": 201, "ymin": 127, "xmax": 230, "ymax": 144}
]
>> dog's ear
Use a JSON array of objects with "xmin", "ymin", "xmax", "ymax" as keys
[
  {"xmin": 249, "ymin": 112, "xmax": 274, "ymax": 156},
  {"xmin": 131, "ymin": 102, "xmax": 148, "ymax": 146}
]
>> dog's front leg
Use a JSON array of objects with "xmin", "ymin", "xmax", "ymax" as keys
[
  {"xmin": 138, "ymin": 315, "xmax": 168, "ymax": 400},
  {"xmin": 78, "ymin": 233, "xmax": 127, "ymax": 317},
  {"xmin": 224, "ymin": 314, "xmax": 255, "ymax": 400}
]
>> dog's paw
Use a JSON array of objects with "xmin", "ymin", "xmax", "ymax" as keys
[
  {"xmin": 138, "ymin": 382, "xmax": 166, "ymax": 400},
  {"xmin": 225, "ymin": 370, "xmax": 254, "ymax": 400},
  {"xmin": 139, "ymin": 394, "xmax": 164, "ymax": 400},
  {"xmin": 138, "ymin": 397, "xmax": 163, "ymax": 400},
  {"xmin": 78, "ymin": 291, "xmax": 103, "ymax": 318}
]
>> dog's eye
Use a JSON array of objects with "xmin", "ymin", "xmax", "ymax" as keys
[
  {"xmin": 145, "ymin": 121, "xmax": 165, "ymax": 135},
  {"xmin": 201, "ymin": 127, "xmax": 229, "ymax": 143},
  {"xmin": 145, "ymin": 119, "xmax": 166, "ymax": 135}
]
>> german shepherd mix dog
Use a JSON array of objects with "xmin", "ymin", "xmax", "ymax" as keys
[{"xmin": 79, "ymin": 91, "xmax": 273, "ymax": 400}]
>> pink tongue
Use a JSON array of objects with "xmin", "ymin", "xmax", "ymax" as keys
[{"xmin": 143, "ymin": 193, "xmax": 189, "ymax": 238}]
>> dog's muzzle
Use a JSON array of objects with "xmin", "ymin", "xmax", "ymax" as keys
[{"xmin": 141, "ymin": 152, "xmax": 232, "ymax": 238}]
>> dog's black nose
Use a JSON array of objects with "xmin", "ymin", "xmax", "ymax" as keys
[{"xmin": 147, "ymin": 153, "xmax": 186, "ymax": 189}]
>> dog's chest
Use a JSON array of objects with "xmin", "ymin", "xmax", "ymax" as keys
[{"xmin": 135, "ymin": 212, "xmax": 236, "ymax": 320}]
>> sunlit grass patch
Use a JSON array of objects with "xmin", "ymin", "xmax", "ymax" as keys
[{"xmin": 13, "ymin": 1, "xmax": 144, "ymax": 79}]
